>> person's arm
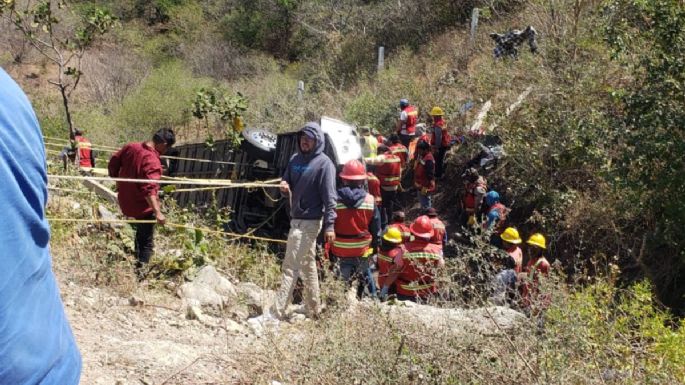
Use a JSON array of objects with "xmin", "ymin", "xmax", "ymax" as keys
[
  {"xmin": 370, "ymin": 206, "xmax": 381, "ymax": 249},
  {"xmin": 381, "ymin": 251, "xmax": 405, "ymax": 296},
  {"xmin": 321, "ymin": 161, "xmax": 337, "ymax": 242},
  {"xmin": 107, "ymin": 148, "xmax": 123, "ymax": 177},
  {"xmin": 141, "ymin": 155, "xmax": 164, "ymax": 223}
]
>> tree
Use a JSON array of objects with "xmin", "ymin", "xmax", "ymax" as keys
[{"xmin": 0, "ymin": 0, "xmax": 116, "ymax": 140}]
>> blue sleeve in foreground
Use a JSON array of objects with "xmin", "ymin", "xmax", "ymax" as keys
[{"xmin": 0, "ymin": 68, "xmax": 81, "ymax": 385}]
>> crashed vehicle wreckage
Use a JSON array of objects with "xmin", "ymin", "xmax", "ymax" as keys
[{"xmin": 166, "ymin": 117, "xmax": 363, "ymax": 243}]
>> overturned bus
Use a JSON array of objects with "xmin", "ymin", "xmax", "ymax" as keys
[{"xmin": 167, "ymin": 117, "xmax": 362, "ymax": 241}]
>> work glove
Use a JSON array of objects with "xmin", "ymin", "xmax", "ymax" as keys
[
  {"xmin": 421, "ymin": 187, "xmax": 429, "ymax": 195},
  {"xmin": 467, "ymin": 214, "xmax": 477, "ymax": 226}
]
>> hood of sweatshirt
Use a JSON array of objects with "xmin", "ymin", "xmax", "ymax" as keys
[
  {"xmin": 337, "ymin": 186, "xmax": 367, "ymax": 208},
  {"xmin": 299, "ymin": 122, "xmax": 326, "ymax": 160}
]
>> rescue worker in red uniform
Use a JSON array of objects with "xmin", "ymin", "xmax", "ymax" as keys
[
  {"xmin": 425, "ymin": 207, "xmax": 447, "ymax": 252},
  {"xmin": 461, "ymin": 167, "xmax": 487, "ymax": 226},
  {"xmin": 388, "ymin": 211, "xmax": 412, "ymax": 243},
  {"xmin": 376, "ymin": 227, "xmax": 405, "ymax": 300},
  {"xmin": 366, "ymin": 171, "xmax": 382, "ymax": 207},
  {"xmin": 429, "ymin": 107, "xmax": 451, "ymax": 179},
  {"xmin": 61, "ymin": 129, "xmax": 96, "ymax": 170},
  {"xmin": 500, "ymin": 227, "xmax": 523, "ymax": 273},
  {"xmin": 414, "ymin": 140, "xmax": 436, "ymax": 209},
  {"xmin": 396, "ymin": 98, "xmax": 418, "ymax": 147},
  {"xmin": 519, "ymin": 233, "xmax": 551, "ymax": 314},
  {"xmin": 387, "ymin": 134, "xmax": 409, "ymax": 166},
  {"xmin": 383, "ymin": 216, "xmax": 445, "ymax": 302},
  {"xmin": 331, "ymin": 160, "xmax": 382, "ymax": 299},
  {"xmin": 483, "ymin": 191, "xmax": 509, "ymax": 237},
  {"xmin": 365, "ymin": 145, "xmax": 402, "ymax": 228}
]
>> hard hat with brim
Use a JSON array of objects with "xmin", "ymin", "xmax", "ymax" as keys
[
  {"xmin": 339, "ymin": 159, "xmax": 368, "ymax": 180},
  {"xmin": 430, "ymin": 106, "xmax": 444, "ymax": 116},
  {"xmin": 527, "ymin": 233, "xmax": 547, "ymax": 249},
  {"xmin": 383, "ymin": 227, "xmax": 403, "ymax": 244},
  {"xmin": 410, "ymin": 215, "xmax": 435, "ymax": 239},
  {"xmin": 500, "ymin": 227, "xmax": 522, "ymax": 244}
]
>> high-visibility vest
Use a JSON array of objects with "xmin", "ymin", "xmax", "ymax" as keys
[
  {"xmin": 75, "ymin": 135, "xmax": 93, "ymax": 168},
  {"xmin": 331, "ymin": 193, "xmax": 376, "ymax": 258},
  {"xmin": 401, "ymin": 105, "xmax": 418, "ymax": 135},
  {"xmin": 429, "ymin": 217, "xmax": 446, "ymax": 248},
  {"xmin": 396, "ymin": 240, "xmax": 442, "ymax": 298},
  {"xmin": 414, "ymin": 152, "xmax": 435, "ymax": 191},
  {"xmin": 367, "ymin": 172, "xmax": 382, "ymax": 205},
  {"xmin": 463, "ymin": 177, "xmax": 487, "ymax": 213},
  {"xmin": 430, "ymin": 119, "xmax": 451, "ymax": 148},
  {"xmin": 389, "ymin": 222, "xmax": 412, "ymax": 243},
  {"xmin": 361, "ymin": 134, "xmax": 378, "ymax": 158},
  {"xmin": 377, "ymin": 245, "xmax": 403, "ymax": 288},
  {"xmin": 376, "ymin": 154, "xmax": 402, "ymax": 188},
  {"xmin": 389, "ymin": 143, "xmax": 409, "ymax": 165}
]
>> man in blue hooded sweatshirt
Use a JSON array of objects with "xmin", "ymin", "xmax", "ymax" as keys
[
  {"xmin": 271, "ymin": 122, "xmax": 337, "ymax": 319},
  {"xmin": 0, "ymin": 68, "xmax": 82, "ymax": 383}
]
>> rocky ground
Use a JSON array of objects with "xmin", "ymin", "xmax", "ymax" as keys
[{"xmin": 59, "ymin": 264, "xmax": 524, "ymax": 385}]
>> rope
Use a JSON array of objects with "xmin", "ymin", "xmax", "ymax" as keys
[
  {"xmin": 48, "ymin": 187, "xmax": 95, "ymax": 195},
  {"xmin": 46, "ymin": 217, "xmax": 288, "ymax": 244},
  {"xmin": 48, "ymin": 174, "xmax": 281, "ymax": 188}
]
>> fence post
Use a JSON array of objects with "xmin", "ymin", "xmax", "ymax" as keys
[
  {"xmin": 377, "ymin": 46, "xmax": 385, "ymax": 73},
  {"xmin": 470, "ymin": 8, "xmax": 480, "ymax": 46},
  {"xmin": 297, "ymin": 80, "xmax": 304, "ymax": 100}
]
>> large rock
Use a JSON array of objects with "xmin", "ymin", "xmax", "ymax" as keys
[
  {"xmin": 236, "ymin": 282, "xmax": 275, "ymax": 316},
  {"xmin": 177, "ymin": 266, "xmax": 237, "ymax": 317}
]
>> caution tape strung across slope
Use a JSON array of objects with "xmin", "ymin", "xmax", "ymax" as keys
[
  {"xmin": 47, "ymin": 174, "xmax": 281, "ymax": 188},
  {"xmin": 46, "ymin": 217, "xmax": 288, "ymax": 244}
]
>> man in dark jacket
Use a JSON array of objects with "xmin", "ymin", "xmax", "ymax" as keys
[
  {"xmin": 108, "ymin": 128, "xmax": 175, "ymax": 276},
  {"xmin": 271, "ymin": 122, "xmax": 337, "ymax": 320}
]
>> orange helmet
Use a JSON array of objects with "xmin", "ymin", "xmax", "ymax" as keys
[
  {"xmin": 339, "ymin": 159, "xmax": 368, "ymax": 180},
  {"xmin": 410, "ymin": 215, "xmax": 434, "ymax": 239}
]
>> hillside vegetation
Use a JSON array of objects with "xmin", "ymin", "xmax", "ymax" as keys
[{"xmin": 1, "ymin": 0, "xmax": 685, "ymax": 383}]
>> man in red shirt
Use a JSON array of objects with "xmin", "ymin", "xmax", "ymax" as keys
[{"xmin": 108, "ymin": 128, "xmax": 175, "ymax": 274}]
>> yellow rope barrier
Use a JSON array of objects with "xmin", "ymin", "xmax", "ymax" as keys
[
  {"xmin": 46, "ymin": 217, "xmax": 288, "ymax": 244},
  {"xmin": 48, "ymin": 187, "xmax": 95, "ymax": 194},
  {"xmin": 48, "ymin": 174, "xmax": 281, "ymax": 188}
]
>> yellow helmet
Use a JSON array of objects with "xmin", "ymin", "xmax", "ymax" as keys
[
  {"xmin": 383, "ymin": 227, "xmax": 403, "ymax": 244},
  {"xmin": 430, "ymin": 106, "xmax": 444, "ymax": 116},
  {"xmin": 500, "ymin": 227, "xmax": 522, "ymax": 244},
  {"xmin": 527, "ymin": 233, "xmax": 547, "ymax": 249}
]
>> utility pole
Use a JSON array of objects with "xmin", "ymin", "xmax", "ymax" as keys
[
  {"xmin": 377, "ymin": 46, "xmax": 385, "ymax": 73},
  {"xmin": 470, "ymin": 8, "xmax": 480, "ymax": 47}
]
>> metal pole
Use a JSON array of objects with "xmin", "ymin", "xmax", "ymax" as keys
[{"xmin": 377, "ymin": 46, "xmax": 385, "ymax": 73}]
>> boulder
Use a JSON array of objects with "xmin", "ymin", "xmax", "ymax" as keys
[
  {"xmin": 236, "ymin": 282, "xmax": 275, "ymax": 316},
  {"xmin": 177, "ymin": 266, "xmax": 237, "ymax": 317}
]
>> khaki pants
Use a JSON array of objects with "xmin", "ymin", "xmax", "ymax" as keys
[{"xmin": 271, "ymin": 219, "xmax": 322, "ymax": 319}]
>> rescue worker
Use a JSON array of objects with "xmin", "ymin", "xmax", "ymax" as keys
[
  {"xmin": 429, "ymin": 106, "xmax": 451, "ymax": 179},
  {"xmin": 377, "ymin": 227, "xmax": 405, "ymax": 299},
  {"xmin": 61, "ymin": 128, "xmax": 95, "ymax": 170},
  {"xmin": 484, "ymin": 190, "xmax": 509, "ymax": 232},
  {"xmin": 500, "ymin": 227, "xmax": 523, "ymax": 273},
  {"xmin": 387, "ymin": 134, "xmax": 409, "ymax": 166},
  {"xmin": 108, "ymin": 128, "xmax": 175, "ymax": 277},
  {"xmin": 384, "ymin": 216, "xmax": 445, "ymax": 302},
  {"xmin": 425, "ymin": 207, "xmax": 447, "ymax": 252},
  {"xmin": 414, "ymin": 140, "xmax": 436, "ymax": 209},
  {"xmin": 519, "ymin": 233, "xmax": 551, "ymax": 312},
  {"xmin": 365, "ymin": 145, "xmax": 402, "ymax": 228},
  {"xmin": 331, "ymin": 160, "xmax": 381, "ymax": 299},
  {"xmin": 396, "ymin": 98, "xmax": 418, "ymax": 147},
  {"xmin": 461, "ymin": 167, "xmax": 487, "ymax": 226},
  {"xmin": 388, "ymin": 210, "xmax": 412, "ymax": 243},
  {"xmin": 359, "ymin": 126, "xmax": 378, "ymax": 159},
  {"xmin": 367, "ymin": 170, "xmax": 382, "ymax": 208},
  {"xmin": 489, "ymin": 253, "xmax": 518, "ymax": 306}
]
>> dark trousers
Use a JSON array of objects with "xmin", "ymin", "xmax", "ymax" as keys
[
  {"xmin": 134, "ymin": 214, "xmax": 155, "ymax": 266},
  {"xmin": 380, "ymin": 189, "xmax": 398, "ymax": 229},
  {"xmin": 335, "ymin": 256, "xmax": 377, "ymax": 299},
  {"xmin": 435, "ymin": 147, "xmax": 448, "ymax": 178},
  {"xmin": 399, "ymin": 133, "xmax": 414, "ymax": 147}
]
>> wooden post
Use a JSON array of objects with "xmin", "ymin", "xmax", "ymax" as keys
[
  {"xmin": 377, "ymin": 46, "xmax": 385, "ymax": 73},
  {"xmin": 470, "ymin": 8, "xmax": 480, "ymax": 46},
  {"xmin": 297, "ymin": 80, "xmax": 305, "ymax": 100}
]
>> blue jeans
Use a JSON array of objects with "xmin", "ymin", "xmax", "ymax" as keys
[
  {"xmin": 418, "ymin": 191, "xmax": 432, "ymax": 209},
  {"xmin": 336, "ymin": 256, "xmax": 377, "ymax": 298}
]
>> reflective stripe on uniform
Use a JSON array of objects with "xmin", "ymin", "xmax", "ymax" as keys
[
  {"xmin": 336, "ymin": 203, "xmax": 375, "ymax": 210},
  {"xmin": 333, "ymin": 239, "xmax": 371, "ymax": 249},
  {"xmin": 404, "ymin": 251, "xmax": 441, "ymax": 260}
]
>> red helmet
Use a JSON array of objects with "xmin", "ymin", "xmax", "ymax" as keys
[
  {"xmin": 410, "ymin": 215, "xmax": 434, "ymax": 239},
  {"xmin": 339, "ymin": 159, "xmax": 368, "ymax": 180}
]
